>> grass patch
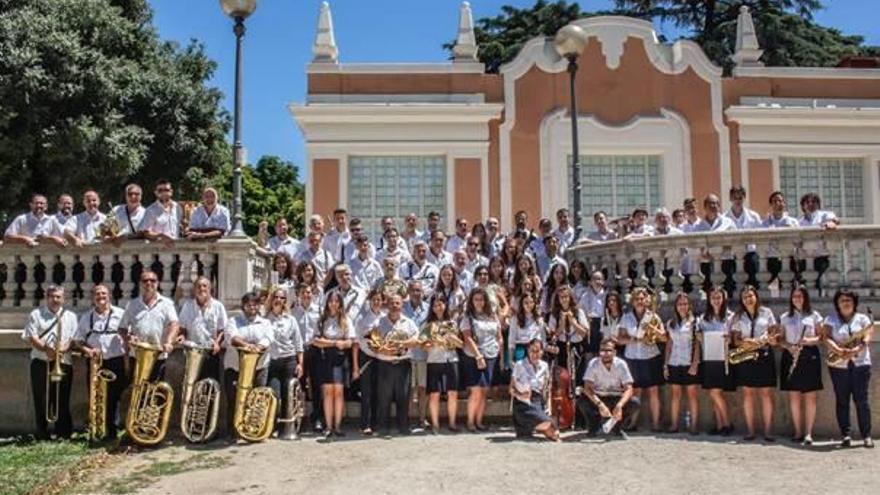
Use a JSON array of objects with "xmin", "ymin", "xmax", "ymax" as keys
[
  {"xmin": 0, "ymin": 437, "xmax": 90, "ymax": 495},
  {"xmin": 101, "ymin": 453, "xmax": 229, "ymax": 495}
]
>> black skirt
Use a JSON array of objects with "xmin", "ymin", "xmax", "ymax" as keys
[
  {"xmin": 779, "ymin": 346, "xmax": 823, "ymax": 392},
  {"xmin": 315, "ymin": 347, "xmax": 347, "ymax": 385},
  {"xmin": 733, "ymin": 347, "xmax": 777, "ymax": 388},
  {"xmin": 426, "ymin": 362, "xmax": 459, "ymax": 394},
  {"xmin": 627, "ymin": 354, "xmax": 665, "ymax": 388},
  {"xmin": 461, "ymin": 354, "xmax": 496, "ymax": 388},
  {"xmin": 512, "ymin": 394, "xmax": 552, "ymax": 437},
  {"xmin": 666, "ymin": 364, "xmax": 701, "ymax": 386},
  {"xmin": 702, "ymin": 361, "xmax": 735, "ymax": 391}
]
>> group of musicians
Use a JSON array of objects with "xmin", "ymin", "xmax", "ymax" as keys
[{"xmin": 9, "ymin": 182, "xmax": 875, "ymax": 447}]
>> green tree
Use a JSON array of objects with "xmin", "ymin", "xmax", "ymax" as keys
[
  {"xmin": 0, "ymin": 0, "xmax": 230, "ymax": 220},
  {"xmin": 209, "ymin": 155, "xmax": 305, "ymax": 237}
]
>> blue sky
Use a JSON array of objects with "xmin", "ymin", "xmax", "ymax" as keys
[{"xmin": 151, "ymin": 0, "xmax": 880, "ymax": 177}]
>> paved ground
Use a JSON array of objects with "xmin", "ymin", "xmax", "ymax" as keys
[{"xmin": 73, "ymin": 427, "xmax": 880, "ymax": 495}]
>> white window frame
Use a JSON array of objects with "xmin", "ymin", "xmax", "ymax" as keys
[
  {"xmin": 778, "ymin": 156, "xmax": 866, "ymax": 223},
  {"xmin": 567, "ymin": 154, "xmax": 663, "ymax": 220}
]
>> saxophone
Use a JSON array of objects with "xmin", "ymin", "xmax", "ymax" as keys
[
  {"xmin": 277, "ymin": 377, "xmax": 306, "ymax": 440},
  {"xmin": 98, "ymin": 202, "xmax": 121, "ymax": 238},
  {"xmin": 826, "ymin": 322, "xmax": 874, "ymax": 367},
  {"xmin": 88, "ymin": 354, "xmax": 117, "ymax": 441},
  {"xmin": 233, "ymin": 347, "xmax": 277, "ymax": 442},
  {"xmin": 180, "ymin": 345, "xmax": 221, "ymax": 443},
  {"xmin": 728, "ymin": 328, "xmax": 779, "ymax": 365},
  {"xmin": 125, "ymin": 342, "xmax": 174, "ymax": 446}
]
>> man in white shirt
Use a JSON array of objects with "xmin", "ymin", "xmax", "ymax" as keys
[
  {"xmin": 399, "ymin": 241, "xmax": 439, "ymax": 298},
  {"xmin": 177, "ymin": 277, "xmax": 228, "ymax": 382},
  {"xmin": 268, "ymin": 217, "xmax": 301, "ymax": 260},
  {"xmin": 722, "ymin": 186, "xmax": 763, "ymax": 287},
  {"xmin": 452, "ymin": 249, "xmax": 475, "ymax": 293},
  {"xmin": 328, "ymin": 264, "xmax": 366, "ymax": 322},
  {"xmin": 54, "ymin": 194, "xmax": 74, "ymax": 226},
  {"xmin": 375, "ymin": 228, "xmax": 412, "ymax": 268},
  {"xmin": 112, "ymin": 183, "xmax": 146, "ymax": 238},
  {"xmin": 761, "ymin": 191, "xmax": 799, "ymax": 286},
  {"xmin": 187, "ymin": 187, "xmax": 230, "ymax": 240},
  {"xmin": 121, "ymin": 269, "xmax": 180, "ymax": 380},
  {"xmin": 484, "ymin": 217, "xmax": 506, "ymax": 258},
  {"xmin": 349, "ymin": 234, "xmax": 382, "ymax": 291},
  {"xmin": 681, "ymin": 197, "xmax": 700, "ymax": 233},
  {"xmin": 625, "ymin": 208, "xmax": 655, "ymax": 239},
  {"xmin": 400, "ymin": 212, "xmax": 423, "ymax": 253},
  {"xmin": 426, "ymin": 230, "xmax": 453, "ymax": 268},
  {"xmin": 138, "ymin": 179, "xmax": 182, "ymax": 244},
  {"xmin": 585, "ymin": 211, "xmax": 618, "ymax": 243},
  {"xmin": 341, "ymin": 218, "xmax": 374, "ymax": 262},
  {"xmin": 296, "ymin": 231, "xmax": 335, "ymax": 286},
  {"xmin": 464, "ymin": 236, "xmax": 488, "ymax": 274},
  {"xmin": 373, "ymin": 294, "xmax": 420, "ymax": 436},
  {"xmin": 402, "ymin": 280, "xmax": 430, "ymax": 430},
  {"xmin": 322, "ymin": 208, "xmax": 351, "ymax": 263},
  {"xmin": 4, "ymin": 194, "xmax": 67, "ymax": 247},
  {"xmin": 552, "ymin": 208, "xmax": 576, "ymax": 252},
  {"xmin": 798, "ymin": 192, "xmax": 839, "ymax": 290},
  {"xmin": 64, "ymin": 190, "xmax": 106, "ymax": 247},
  {"xmin": 690, "ymin": 194, "xmax": 737, "ymax": 289},
  {"xmin": 528, "ymin": 218, "xmax": 553, "ymax": 258},
  {"xmin": 445, "ymin": 218, "xmax": 469, "ymax": 253},
  {"xmin": 22, "ymin": 284, "xmax": 79, "ymax": 439},
  {"xmin": 536, "ymin": 235, "xmax": 568, "ymax": 281},
  {"xmin": 577, "ymin": 339, "xmax": 638, "ymax": 437},
  {"xmin": 374, "ymin": 216, "xmax": 405, "ymax": 252},
  {"xmin": 420, "ymin": 211, "xmax": 442, "ymax": 244}
]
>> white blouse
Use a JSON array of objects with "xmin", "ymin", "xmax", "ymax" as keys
[
  {"xmin": 780, "ymin": 310, "xmax": 822, "ymax": 346},
  {"xmin": 729, "ymin": 307, "xmax": 777, "ymax": 340},
  {"xmin": 461, "ymin": 315, "xmax": 501, "ymax": 359},
  {"xmin": 620, "ymin": 310, "xmax": 661, "ymax": 360},
  {"xmin": 547, "ymin": 308, "xmax": 588, "ymax": 344},
  {"xmin": 512, "ymin": 359, "xmax": 549, "ymax": 396},
  {"xmin": 698, "ymin": 312, "xmax": 732, "ymax": 362},
  {"xmin": 824, "ymin": 312, "xmax": 873, "ymax": 369},
  {"xmin": 666, "ymin": 317, "xmax": 697, "ymax": 367}
]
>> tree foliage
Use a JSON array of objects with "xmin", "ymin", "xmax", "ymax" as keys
[
  {"xmin": 209, "ymin": 155, "xmax": 305, "ymax": 237},
  {"xmin": 0, "ymin": 0, "xmax": 230, "ymax": 220},
  {"xmin": 450, "ymin": 0, "xmax": 878, "ymax": 73}
]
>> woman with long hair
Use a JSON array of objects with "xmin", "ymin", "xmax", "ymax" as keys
[
  {"xmin": 568, "ymin": 260, "xmax": 589, "ymax": 302},
  {"xmin": 295, "ymin": 260, "xmax": 323, "ymax": 307},
  {"xmin": 511, "ymin": 254, "xmax": 542, "ymax": 296},
  {"xmin": 352, "ymin": 288, "xmax": 384, "ymax": 435},
  {"xmin": 508, "ymin": 292, "xmax": 546, "ymax": 364},
  {"xmin": 730, "ymin": 285, "xmax": 778, "ymax": 441},
  {"xmin": 600, "ymin": 290, "xmax": 625, "ymax": 354},
  {"xmin": 471, "ymin": 222, "xmax": 489, "ymax": 258},
  {"xmin": 822, "ymin": 288, "xmax": 874, "ymax": 448},
  {"xmin": 540, "ymin": 264, "xmax": 568, "ymax": 318},
  {"xmin": 698, "ymin": 286, "xmax": 734, "ymax": 436},
  {"xmin": 663, "ymin": 292, "xmax": 700, "ymax": 434},
  {"xmin": 311, "ymin": 291, "xmax": 354, "ymax": 438},
  {"xmin": 779, "ymin": 285, "xmax": 823, "ymax": 445},
  {"xmin": 510, "ymin": 339, "xmax": 560, "ymax": 441},
  {"xmin": 617, "ymin": 287, "xmax": 666, "ymax": 431},
  {"xmin": 422, "ymin": 295, "xmax": 461, "ymax": 433},
  {"xmin": 434, "ymin": 264, "xmax": 466, "ymax": 319},
  {"xmin": 460, "ymin": 287, "xmax": 503, "ymax": 432}
]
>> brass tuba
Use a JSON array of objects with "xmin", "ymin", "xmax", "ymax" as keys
[
  {"xmin": 180, "ymin": 345, "xmax": 221, "ymax": 443},
  {"xmin": 233, "ymin": 347, "xmax": 277, "ymax": 442},
  {"xmin": 277, "ymin": 377, "xmax": 305, "ymax": 440},
  {"xmin": 88, "ymin": 354, "xmax": 117, "ymax": 441},
  {"xmin": 125, "ymin": 342, "xmax": 174, "ymax": 446}
]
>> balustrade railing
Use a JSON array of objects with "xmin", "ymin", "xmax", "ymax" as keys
[{"xmin": 566, "ymin": 226, "xmax": 880, "ymax": 306}]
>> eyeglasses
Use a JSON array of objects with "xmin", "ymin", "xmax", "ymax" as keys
[
  {"xmin": 467, "ymin": 242, "xmax": 479, "ymax": 246},
  {"xmin": 274, "ymin": 297, "xmax": 287, "ymax": 302},
  {"xmin": 599, "ymin": 348, "xmax": 614, "ymax": 353},
  {"xmin": 141, "ymin": 278, "xmax": 158, "ymax": 283}
]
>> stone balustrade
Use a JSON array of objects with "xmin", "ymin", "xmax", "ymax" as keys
[
  {"xmin": 0, "ymin": 238, "xmax": 270, "ymax": 331},
  {"xmin": 566, "ymin": 225, "xmax": 880, "ymax": 312}
]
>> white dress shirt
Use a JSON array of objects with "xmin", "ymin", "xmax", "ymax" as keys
[
  {"xmin": 178, "ymin": 298, "xmax": 228, "ymax": 349},
  {"xmin": 22, "ymin": 306, "xmax": 79, "ymax": 364},
  {"xmin": 75, "ymin": 306, "xmax": 126, "ymax": 359},
  {"xmin": 583, "ymin": 356, "xmax": 633, "ymax": 396},
  {"xmin": 188, "ymin": 204, "xmax": 231, "ymax": 235},
  {"xmin": 224, "ymin": 314, "xmax": 274, "ymax": 371}
]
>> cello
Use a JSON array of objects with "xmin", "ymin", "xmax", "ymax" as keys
[{"xmin": 547, "ymin": 313, "xmax": 575, "ymax": 429}]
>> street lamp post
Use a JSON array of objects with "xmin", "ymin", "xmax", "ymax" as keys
[
  {"xmin": 554, "ymin": 25, "xmax": 588, "ymax": 242},
  {"xmin": 219, "ymin": 0, "xmax": 258, "ymax": 238}
]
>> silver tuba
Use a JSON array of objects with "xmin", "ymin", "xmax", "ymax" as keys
[
  {"xmin": 180, "ymin": 344, "xmax": 221, "ymax": 443},
  {"xmin": 276, "ymin": 377, "xmax": 305, "ymax": 440}
]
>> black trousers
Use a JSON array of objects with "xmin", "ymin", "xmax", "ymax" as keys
[
  {"xmin": 306, "ymin": 346, "xmax": 325, "ymax": 426},
  {"xmin": 197, "ymin": 352, "xmax": 223, "ymax": 382},
  {"xmin": 576, "ymin": 395, "xmax": 640, "ymax": 434},
  {"xmin": 829, "ymin": 364, "xmax": 872, "ymax": 438},
  {"xmin": 376, "ymin": 360, "xmax": 412, "ymax": 434},
  {"xmin": 223, "ymin": 366, "xmax": 269, "ymax": 436},
  {"xmin": 358, "ymin": 353, "xmax": 379, "ymax": 430},
  {"xmin": 30, "ymin": 359, "xmax": 74, "ymax": 439},
  {"xmin": 86, "ymin": 356, "xmax": 130, "ymax": 440},
  {"xmin": 268, "ymin": 356, "xmax": 298, "ymax": 428}
]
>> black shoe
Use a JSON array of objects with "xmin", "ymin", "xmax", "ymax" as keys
[
  {"xmin": 475, "ymin": 424, "xmax": 489, "ymax": 432},
  {"xmin": 708, "ymin": 427, "xmax": 721, "ymax": 436},
  {"xmin": 586, "ymin": 429, "xmax": 598, "ymax": 438},
  {"xmin": 764, "ymin": 436, "xmax": 776, "ymax": 443},
  {"xmin": 323, "ymin": 430, "xmax": 333, "ymax": 440},
  {"xmin": 334, "ymin": 429, "xmax": 346, "ymax": 437},
  {"xmin": 743, "ymin": 435, "xmax": 756, "ymax": 442},
  {"xmin": 721, "ymin": 426, "xmax": 733, "ymax": 437},
  {"xmin": 313, "ymin": 421, "xmax": 325, "ymax": 433},
  {"xmin": 790, "ymin": 436, "xmax": 804, "ymax": 443}
]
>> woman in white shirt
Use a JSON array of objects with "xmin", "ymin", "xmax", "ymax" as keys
[
  {"xmin": 270, "ymin": 254, "xmax": 297, "ymax": 306},
  {"xmin": 461, "ymin": 287, "xmax": 503, "ymax": 432},
  {"xmin": 507, "ymin": 292, "xmax": 546, "ymax": 364},
  {"xmin": 729, "ymin": 285, "xmax": 779, "ymax": 441},
  {"xmin": 266, "ymin": 288, "xmax": 304, "ymax": 437},
  {"xmin": 617, "ymin": 287, "xmax": 666, "ymax": 431},
  {"xmin": 600, "ymin": 291, "xmax": 624, "ymax": 355},
  {"xmin": 779, "ymin": 286, "xmax": 823, "ymax": 445},
  {"xmin": 421, "ymin": 295, "xmax": 461, "ymax": 433},
  {"xmin": 663, "ymin": 293, "xmax": 700, "ymax": 434},
  {"xmin": 433, "ymin": 264, "xmax": 467, "ymax": 319},
  {"xmin": 311, "ymin": 291, "xmax": 354, "ymax": 438},
  {"xmin": 822, "ymin": 288, "xmax": 874, "ymax": 448},
  {"xmin": 510, "ymin": 339, "xmax": 559, "ymax": 441},
  {"xmin": 698, "ymin": 287, "xmax": 734, "ymax": 436}
]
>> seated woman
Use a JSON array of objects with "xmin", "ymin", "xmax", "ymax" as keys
[
  {"xmin": 509, "ymin": 339, "xmax": 560, "ymax": 441},
  {"xmin": 577, "ymin": 338, "xmax": 640, "ymax": 438}
]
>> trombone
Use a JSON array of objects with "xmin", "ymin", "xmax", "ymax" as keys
[{"xmin": 46, "ymin": 310, "xmax": 66, "ymax": 424}]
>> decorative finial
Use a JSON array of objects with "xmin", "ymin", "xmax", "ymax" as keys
[
  {"xmin": 453, "ymin": 1, "xmax": 478, "ymax": 61},
  {"xmin": 733, "ymin": 5, "xmax": 763, "ymax": 67},
  {"xmin": 312, "ymin": 1, "xmax": 338, "ymax": 63}
]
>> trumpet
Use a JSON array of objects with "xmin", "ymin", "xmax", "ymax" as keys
[
  {"xmin": 180, "ymin": 345, "xmax": 221, "ymax": 443},
  {"xmin": 233, "ymin": 346, "xmax": 277, "ymax": 442},
  {"xmin": 418, "ymin": 321, "xmax": 463, "ymax": 350},
  {"xmin": 125, "ymin": 341, "xmax": 174, "ymax": 446},
  {"xmin": 46, "ymin": 310, "xmax": 66, "ymax": 424},
  {"xmin": 87, "ymin": 353, "xmax": 117, "ymax": 441}
]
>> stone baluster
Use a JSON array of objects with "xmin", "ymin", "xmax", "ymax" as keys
[
  {"xmin": 632, "ymin": 251, "xmax": 650, "ymax": 288},
  {"xmin": 97, "ymin": 252, "xmax": 114, "ymax": 288},
  {"xmin": 823, "ymin": 238, "xmax": 842, "ymax": 292},
  {"xmin": 845, "ymin": 239, "xmax": 867, "ymax": 297},
  {"xmin": 799, "ymin": 236, "xmax": 821, "ymax": 291},
  {"xmin": 118, "ymin": 252, "xmax": 137, "ymax": 304},
  {"xmin": 649, "ymin": 247, "xmax": 667, "ymax": 294},
  {"xmin": 666, "ymin": 247, "xmax": 686, "ymax": 295},
  {"xmin": 157, "ymin": 251, "xmax": 176, "ymax": 298},
  {"xmin": 0, "ymin": 252, "xmax": 17, "ymax": 308},
  {"xmin": 752, "ymin": 239, "xmax": 773, "ymax": 297},
  {"xmin": 177, "ymin": 251, "xmax": 198, "ymax": 300},
  {"xmin": 21, "ymin": 253, "xmax": 39, "ymax": 307},
  {"xmin": 730, "ymin": 244, "xmax": 750, "ymax": 294},
  {"xmin": 775, "ymin": 241, "xmax": 797, "ymax": 297},
  {"xmin": 706, "ymin": 245, "xmax": 725, "ymax": 291},
  {"xmin": 59, "ymin": 253, "xmax": 77, "ymax": 302},
  {"xmin": 79, "ymin": 253, "xmax": 97, "ymax": 308},
  {"xmin": 869, "ymin": 238, "xmax": 880, "ymax": 298}
]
